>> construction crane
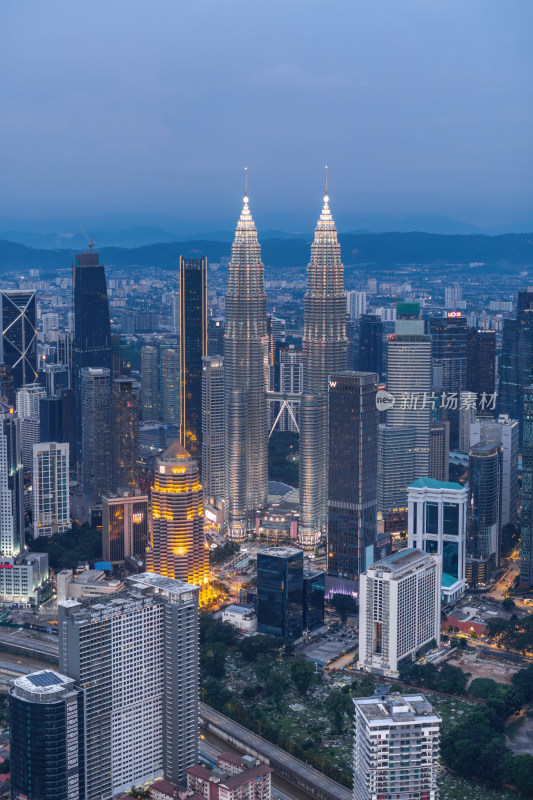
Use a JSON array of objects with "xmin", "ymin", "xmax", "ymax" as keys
[{"xmin": 77, "ymin": 221, "xmax": 96, "ymax": 251}]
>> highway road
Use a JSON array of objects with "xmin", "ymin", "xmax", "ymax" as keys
[
  {"xmin": 200, "ymin": 702, "xmax": 352, "ymax": 800},
  {"xmin": 0, "ymin": 628, "xmax": 59, "ymax": 659}
]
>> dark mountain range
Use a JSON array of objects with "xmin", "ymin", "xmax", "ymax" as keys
[{"xmin": 0, "ymin": 231, "xmax": 532, "ymax": 274}]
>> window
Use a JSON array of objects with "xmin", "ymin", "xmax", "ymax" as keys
[
  {"xmin": 425, "ymin": 503, "xmax": 438, "ymax": 534},
  {"xmin": 443, "ymin": 503, "xmax": 459, "ymax": 535}
]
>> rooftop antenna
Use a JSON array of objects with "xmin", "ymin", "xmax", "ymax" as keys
[
  {"xmin": 324, "ymin": 164, "xmax": 328, "ymax": 199},
  {"xmin": 244, "ymin": 166, "xmax": 248, "ymax": 200},
  {"xmin": 77, "ymin": 221, "xmax": 95, "ymax": 251}
]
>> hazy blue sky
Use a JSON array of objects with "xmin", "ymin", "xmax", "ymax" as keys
[{"xmin": 1, "ymin": 0, "xmax": 532, "ymax": 233}]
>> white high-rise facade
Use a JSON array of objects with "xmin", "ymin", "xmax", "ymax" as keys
[
  {"xmin": 202, "ymin": 355, "xmax": 224, "ymax": 505},
  {"xmin": 358, "ymin": 548, "xmax": 440, "ymax": 677},
  {"xmin": 470, "ymin": 414, "xmax": 519, "ymax": 527},
  {"xmin": 353, "ymin": 693, "xmax": 441, "ymax": 800},
  {"xmin": 224, "ymin": 192, "xmax": 268, "ymax": 539},
  {"xmin": 346, "ymin": 290, "xmax": 367, "ymax": 319},
  {"xmin": 16, "ymin": 383, "xmax": 46, "ymax": 472},
  {"xmin": 0, "ymin": 399, "xmax": 24, "ymax": 557},
  {"xmin": 407, "ymin": 477, "xmax": 468, "ymax": 603},
  {"xmin": 59, "ymin": 573, "xmax": 200, "ymax": 800},
  {"xmin": 32, "ymin": 442, "xmax": 70, "ymax": 538},
  {"xmin": 387, "ymin": 306, "xmax": 431, "ymax": 479},
  {"xmin": 299, "ymin": 184, "xmax": 347, "ymax": 548}
]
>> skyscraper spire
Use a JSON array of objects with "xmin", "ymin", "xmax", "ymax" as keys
[
  {"xmin": 224, "ymin": 187, "xmax": 268, "ymax": 539},
  {"xmin": 299, "ymin": 176, "xmax": 347, "ymax": 549}
]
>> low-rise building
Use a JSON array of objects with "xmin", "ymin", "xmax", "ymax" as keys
[
  {"xmin": 56, "ymin": 568, "xmax": 124, "ymax": 602},
  {"xmin": 186, "ymin": 752, "xmax": 272, "ymax": 800},
  {"xmin": 222, "ymin": 603, "xmax": 257, "ymax": 633}
]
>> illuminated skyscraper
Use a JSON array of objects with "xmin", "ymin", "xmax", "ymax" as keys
[
  {"xmin": 146, "ymin": 441, "xmax": 210, "ymax": 601},
  {"xmin": 112, "ymin": 377, "xmax": 139, "ymax": 491},
  {"xmin": 160, "ymin": 347, "xmax": 180, "ymax": 425},
  {"xmin": 299, "ymin": 180, "xmax": 347, "ymax": 547},
  {"xmin": 224, "ymin": 188, "xmax": 268, "ymax": 539},
  {"xmin": 180, "ymin": 256, "xmax": 207, "ymax": 464},
  {"xmin": 81, "ymin": 367, "xmax": 113, "ymax": 503},
  {"xmin": 201, "ymin": 356, "xmax": 224, "ymax": 505},
  {"xmin": 141, "ymin": 345, "xmax": 160, "ymax": 420}
]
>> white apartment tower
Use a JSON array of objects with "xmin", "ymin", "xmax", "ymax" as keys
[
  {"xmin": 58, "ymin": 572, "xmax": 200, "ymax": 800},
  {"xmin": 202, "ymin": 355, "xmax": 224, "ymax": 505},
  {"xmin": 346, "ymin": 290, "xmax": 367, "ymax": 320},
  {"xmin": 353, "ymin": 693, "xmax": 441, "ymax": 800},
  {"xmin": 358, "ymin": 549, "xmax": 440, "ymax": 678},
  {"xmin": 407, "ymin": 477, "xmax": 467, "ymax": 603},
  {"xmin": 0, "ymin": 399, "xmax": 24, "ymax": 557},
  {"xmin": 32, "ymin": 442, "xmax": 70, "ymax": 538}
]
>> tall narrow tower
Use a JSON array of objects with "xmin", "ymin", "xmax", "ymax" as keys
[
  {"xmin": 299, "ymin": 177, "xmax": 347, "ymax": 548},
  {"xmin": 180, "ymin": 256, "xmax": 207, "ymax": 464},
  {"xmin": 224, "ymin": 184, "xmax": 269, "ymax": 539}
]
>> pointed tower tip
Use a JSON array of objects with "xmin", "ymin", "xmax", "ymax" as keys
[
  {"xmin": 244, "ymin": 166, "xmax": 248, "ymax": 203},
  {"xmin": 324, "ymin": 164, "xmax": 328, "ymax": 202}
]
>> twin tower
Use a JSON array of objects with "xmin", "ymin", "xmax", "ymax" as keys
[{"xmin": 224, "ymin": 182, "xmax": 347, "ymax": 547}]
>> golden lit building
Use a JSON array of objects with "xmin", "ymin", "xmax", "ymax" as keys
[{"xmin": 146, "ymin": 441, "xmax": 210, "ymax": 602}]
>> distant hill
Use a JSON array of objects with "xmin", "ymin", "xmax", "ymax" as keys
[{"xmin": 0, "ymin": 231, "xmax": 532, "ymax": 273}]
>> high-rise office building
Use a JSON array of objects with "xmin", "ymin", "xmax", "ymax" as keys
[
  {"xmin": 408, "ymin": 477, "xmax": 468, "ymax": 603},
  {"xmin": 16, "ymin": 382, "xmax": 46, "ymax": 471},
  {"xmin": 359, "ymin": 314, "xmax": 383, "ymax": 379},
  {"xmin": 466, "ymin": 442, "xmax": 502, "ymax": 588},
  {"xmin": 299, "ymin": 188, "xmax": 347, "ymax": 548},
  {"xmin": 171, "ymin": 291, "xmax": 179, "ymax": 333},
  {"xmin": 112, "ymin": 377, "xmax": 139, "ymax": 491},
  {"xmin": 0, "ymin": 362, "xmax": 15, "ymax": 406},
  {"xmin": 267, "ymin": 315, "xmax": 286, "ymax": 368},
  {"xmin": 224, "ymin": 192, "xmax": 268, "ymax": 539},
  {"xmin": 520, "ymin": 387, "xmax": 533, "ymax": 586},
  {"xmin": 345, "ymin": 317, "xmax": 359, "ymax": 371},
  {"xmin": 40, "ymin": 362, "xmax": 70, "ymax": 395},
  {"xmin": 146, "ymin": 442, "xmax": 209, "ymax": 601},
  {"xmin": 59, "ymin": 573, "xmax": 200, "ymax": 798},
  {"xmin": 0, "ymin": 290, "xmax": 38, "ymax": 390},
  {"xmin": 257, "ymin": 546, "xmax": 304, "ymax": 639},
  {"xmin": 430, "ymin": 314, "xmax": 467, "ymax": 448},
  {"xmin": 201, "ymin": 356, "xmax": 224, "ymax": 505},
  {"xmin": 327, "ymin": 372, "xmax": 378, "ymax": 586},
  {"xmin": 39, "ymin": 395, "xmax": 63, "ymax": 443},
  {"xmin": 429, "ymin": 420, "xmax": 450, "ymax": 482},
  {"xmin": 466, "ymin": 327, "xmax": 496, "ymax": 404},
  {"xmin": 141, "ymin": 345, "xmax": 160, "ymax": 420},
  {"xmin": 470, "ymin": 415, "xmax": 519, "ymax": 527},
  {"xmin": 358, "ymin": 548, "xmax": 440, "ymax": 677},
  {"xmin": 161, "ymin": 347, "xmax": 180, "ymax": 426},
  {"xmin": 32, "ymin": 442, "xmax": 70, "ymax": 538},
  {"xmin": 387, "ymin": 303, "xmax": 431, "ymax": 478},
  {"xmin": 102, "ymin": 489, "xmax": 149, "ymax": 564},
  {"xmin": 0, "ymin": 399, "xmax": 24, "ymax": 557},
  {"xmin": 111, "ymin": 333, "xmax": 132, "ymax": 379},
  {"xmin": 303, "ymin": 568, "xmax": 325, "ymax": 631},
  {"xmin": 377, "ymin": 424, "xmax": 416, "ymax": 513},
  {"xmin": 9, "ymin": 670, "xmax": 85, "ymax": 800},
  {"xmin": 180, "ymin": 256, "xmax": 207, "ymax": 463},
  {"xmin": 207, "ymin": 316, "xmax": 225, "ymax": 357},
  {"xmin": 346, "ymin": 290, "xmax": 366, "ymax": 320},
  {"xmin": 73, "ymin": 250, "xmax": 112, "ymax": 456},
  {"xmin": 81, "ymin": 367, "xmax": 113, "ymax": 503},
  {"xmin": 499, "ymin": 288, "xmax": 533, "ymax": 435},
  {"xmin": 353, "ymin": 693, "xmax": 441, "ymax": 800}
]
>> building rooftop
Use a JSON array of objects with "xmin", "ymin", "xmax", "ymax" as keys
[
  {"xmin": 441, "ymin": 572, "xmax": 461, "ymax": 588},
  {"xmin": 259, "ymin": 546, "xmax": 302, "ymax": 558},
  {"xmin": 354, "ymin": 693, "xmax": 441, "ymax": 725},
  {"xmin": 128, "ymin": 572, "xmax": 199, "ymax": 595},
  {"xmin": 409, "ymin": 477, "xmax": 465, "ymax": 492},
  {"xmin": 12, "ymin": 670, "xmax": 75, "ymax": 699},
  {"xmin": 369, "ymin": 547, "xmax": 431, "ymax": 573}
]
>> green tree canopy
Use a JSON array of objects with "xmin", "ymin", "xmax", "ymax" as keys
[
  {"xmin": 290, "ymin": 657, "xmax": 315, "ymax": 695},
  {"xmin": 328, "ymin": 593, "xmax": 358, "ymax": 623}
]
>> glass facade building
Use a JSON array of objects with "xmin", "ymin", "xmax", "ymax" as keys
[
  {"xmin": 112, "ymin": 377, "xmax": 139, "ymax": 491},
  {"xmin": 327, "ymin": 372, "xmax": 378, "ymax": 582},
  {"xmin": 520, "ymin": 387, "xmax": 533, "ymax": 586},
  {"xmin": 9, "ymin": 670, "xmax": 85, "ymax": 800},
  {"xmin": 102, "ymin": 490, "xmax": 149, "ymax": 564},
  {"xmin": 499, "ymin": 289, "xmax": 533, "ymax": 438},
  {"xmin": 180, "ymin": 257, "xmax": 207, "ymax": 466},
  {"xmin": 303, "ymin": 569, "xmax": 325, "ymax": 631},
  {"xmin": 257, "ymin": 546, "xmax": 304, "ymax": 639},
  {"xmin": 81, "ymin": 367, "xmax": 113, "ymax": 502},
  {"xmin": 466, "ymin": 441, "xmax": 502, "ymax": 588},
  {"xmin": 359, "ymin": 314, "xmax": 383, "ymax": 379},
  {"xmin": 73, "ymin": 251, "xmax": 112, "ymax": 457},
  {"xmin": 0, "ymin": 290, "xmax": 37, "ymax": 390}
]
